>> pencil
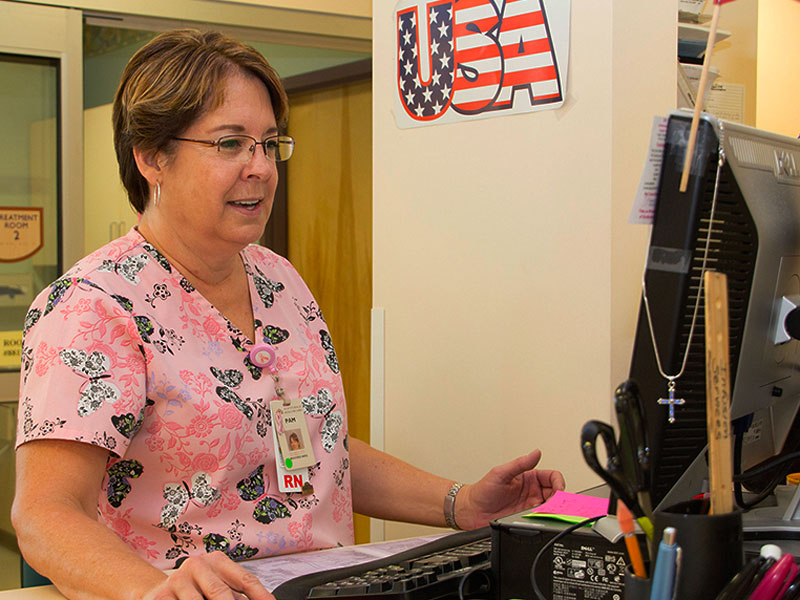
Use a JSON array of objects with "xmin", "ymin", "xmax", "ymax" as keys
[{"xmin": 618, "ymin": 499, "xmax": 647, "ymax": 579}]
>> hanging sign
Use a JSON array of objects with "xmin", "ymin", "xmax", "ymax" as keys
[
  {"xmin": 0, "ymin": 330, "xmax": 23, "ymax": 370},
  {"xmin": 0, "ymin": 207, "xmax": 44, "ymax": 262},
  {"xmin": 394, "ymin": 0, "xmax": 570, "ymax": 129}
]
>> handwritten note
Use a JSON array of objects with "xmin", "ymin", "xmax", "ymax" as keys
[{"xmin": 524, "ymin": 490, "xmax": 609, "ymax": 524}]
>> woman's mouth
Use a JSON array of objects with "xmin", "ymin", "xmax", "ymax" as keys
[{"xmin": 229, "ymin": 198, "xmax": 262, "ymax": 211}]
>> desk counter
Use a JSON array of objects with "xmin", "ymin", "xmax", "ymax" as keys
[{"xmin": 0, "ymin": 534, "xmax": 445, "ymax": 600}]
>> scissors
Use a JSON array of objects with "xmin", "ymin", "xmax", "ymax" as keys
[
  {"xmin": 581, "ymin": 419, "xmax": 654, "ymax": 540},
  {"xmin": 613, "ymin": 379, "xmax": 653, "ymax": 518}
]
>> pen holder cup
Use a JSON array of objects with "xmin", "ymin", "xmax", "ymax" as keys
[
  {"xmin": 624, "ymin": 564, "xmax": 651, "ymax": 600},
  {"xmin": 652, "ymin": 499, "xmax": 743, "ymax": 600}
]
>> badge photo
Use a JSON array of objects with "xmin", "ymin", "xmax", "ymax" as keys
[{"xmin": 270, "ymin": 399, "xmax": 315, "ymax": 470}]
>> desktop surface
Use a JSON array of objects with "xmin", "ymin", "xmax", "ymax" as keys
[{"xmin": 0, "ymin": 530, "xmax": 491, "ymax": 600}]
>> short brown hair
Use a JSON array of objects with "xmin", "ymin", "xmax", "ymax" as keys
[{"xmin": 112, "ymin": 29, "xmax": 289, "ymax": 213}]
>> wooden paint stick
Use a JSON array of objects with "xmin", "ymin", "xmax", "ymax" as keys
[
  {"xmin": 679, "ymin": 0, "xmax": 722, "ymax": 193},
  {"xmin": 704, "ymin": 270, "xmax": 734, "ymax": 514}
]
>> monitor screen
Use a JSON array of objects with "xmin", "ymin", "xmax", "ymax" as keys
[{"xmin": 628, "ymin": 111, "xmax": 800, "ymax": 513}]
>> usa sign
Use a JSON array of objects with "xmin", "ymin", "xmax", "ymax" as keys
[{"xmin": 394, "ymin": 0, "xmax": 570, "ymax": 128}]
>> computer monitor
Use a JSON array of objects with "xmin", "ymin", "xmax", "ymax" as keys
[{"xmin": 627, "ymin": 111, "xmax": 800, "ymax": 532}]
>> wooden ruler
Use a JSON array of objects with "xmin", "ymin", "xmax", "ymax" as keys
[{"xmin": 704, "ymin": 270, "xmax": 734, "ymax": 514}]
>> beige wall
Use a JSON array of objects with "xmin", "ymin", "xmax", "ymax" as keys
[
  {"xmin": 757, "ymin": 1, "xmax": 800, "ymax": 138},
  {"xmin": 11, "ymin": 0, "xmax": 371, "ymax": 47},
  {"xmin": 711, "ymin": 0, "xmax": 758, "ymax": 126},
  {"xmin": 695, "ymin": 0, "xmax": 798, "ymax": 138},
  {"xmin": 209, "ymin": 0, "xmax": 370, "ymax": 19},
  {"xmin": 373, "ymin": 0, "xmax": 675, "ymax": 540}
]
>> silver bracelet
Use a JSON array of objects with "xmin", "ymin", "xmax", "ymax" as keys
[{"xmin": 444, "ymin": 482, "xmax": 464, "ymax": 530}]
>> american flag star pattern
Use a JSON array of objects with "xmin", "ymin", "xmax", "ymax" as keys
[
  {"xmin": 397, "ymin": 2, "xmax": 455, "ymax": 121},
  {"xmin": 394, "ymin": 0, "xmax": 568, "ymax": 129}
]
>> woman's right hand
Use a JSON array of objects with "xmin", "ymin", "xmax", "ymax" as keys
[
  {"xmin": 144, "ymin": 551, "xmax": 273, "ymax": 600},
  {"xmin": 13, "ymin": 439, "xmax": 273, "ymax": 600}
]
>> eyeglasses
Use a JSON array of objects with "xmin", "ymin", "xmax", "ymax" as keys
[{"xmin": 172, "ymin": 134, "xmax": 295, "ymax": 162}]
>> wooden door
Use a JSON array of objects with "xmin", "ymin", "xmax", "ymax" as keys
[{"xmin": 283, "ymin": 64, "xmax": 372, "ymax": 543}]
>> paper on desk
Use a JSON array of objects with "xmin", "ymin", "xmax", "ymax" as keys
[
  {"xmin": 243, "ymin": 534, "xmax": 445, "ymax": 592},
  {"xmin": 523, "ymin": 490, "xmax": 609, "ymax": 524}
]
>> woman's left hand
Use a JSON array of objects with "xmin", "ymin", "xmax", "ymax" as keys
[{"xmin": 455, "ymin": 449, "xmax": 565, "ymax": 530}]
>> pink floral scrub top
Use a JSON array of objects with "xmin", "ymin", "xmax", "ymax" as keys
[{"xmin": 16, "ymin": 228, "xmax": 354, "ymax": 568}]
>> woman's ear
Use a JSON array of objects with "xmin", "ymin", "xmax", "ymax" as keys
[{"xmin": 132, "ymin": 147, "xmax": 164, "ymax": 187}]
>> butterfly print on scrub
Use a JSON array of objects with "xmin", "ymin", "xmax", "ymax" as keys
[
  {"xmin": 250, "ymin": 265, "xmax": 285, "ymax": 309},
  {"xmin": 106, "ymin": 459, "xmax": 143, "ymax": 507},
  {"xmin": 237, "ymin": 464, "xmax": 293, "ymax": 524},
  {"xmin": 42, "ymin": 277, "xmax": 102, "ymax": 317},
  {"xmin": 133, "ymin": 314, "xmax": 184, "ymax": 355},
  {"xmin": 301, "ymin": 388, "xmax": 343, "ymax": 453},
  {"xmin": 142, "ymin": 243, "xmax": 172, "ymax": 273},
  {"xmin": 97, "ymin": 253, "xmax": 149, "ymax": 284},
  {"xmin": 202, "ymin": 533, "xmax": 259, "ymax": 561},
  {"xmin": 111, "ymin": 398, "xmax": 153, "ymax": 439},
  {"xmin": 160, "ymin": 472, "xmax": 221, "ymax": 528},
  {"xmin": 210, "ymin": 367, "xmax": 270, "ymax": 437},
  {"xmin": 319, "ymin": 330, "xmax": 339, "ymax": 374},
  {"xmin": 59, "ymin": 348, "xmax": 121, "ymax": 416}
]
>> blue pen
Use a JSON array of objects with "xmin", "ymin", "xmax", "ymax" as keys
[{"xmin": 649, "ymin": 527, "xmax": 680, "ymax": 600}]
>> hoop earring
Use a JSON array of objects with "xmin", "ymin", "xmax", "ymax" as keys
[{"xmin": 153, "ymin": 182, "xmax": 161, "ymax": 207}]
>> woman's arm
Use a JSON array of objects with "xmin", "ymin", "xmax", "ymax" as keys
[
  {"xmin": 13, "ymin": 439, "xmax": 270, "ymax": 600},
  {"xmin": 349, "ymin": 438, "xmax": 565, "ymax": 531}
]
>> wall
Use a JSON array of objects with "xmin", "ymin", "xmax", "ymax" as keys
[
  {"xmin": 757, "ymin": 1, "xmax": 800, "ymax": 138},
  {"xmin": 373, "ymin": 0, "xmax": 675, "ymax": 540},
  {"xmin": 709, "ymin": 0, "xmax": 758, "ymax": 126},
  {"xmin": 15, "ymin": 0, "xmax": 371, "ymax": 43},
  {"xmin": 83, "ymin": 29, "xmax": 370, "ymax": 109}
]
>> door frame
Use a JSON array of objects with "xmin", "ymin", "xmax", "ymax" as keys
[{"xmin": 0, "ymin": 2, "xmax": 83, "ymax": 399}]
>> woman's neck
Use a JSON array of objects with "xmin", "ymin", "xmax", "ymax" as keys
[{"xmin": 137, "ymin": 216, "xmax": 242, "ymax": 289}]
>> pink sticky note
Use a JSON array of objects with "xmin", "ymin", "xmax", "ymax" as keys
[{"xmin": 524, "ymin": 490, "xmax": 609, "ymax": 522}]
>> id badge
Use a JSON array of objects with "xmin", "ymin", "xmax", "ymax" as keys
[
  {"xmin": 270, "ymin": 398, "xmax": 316, "ymax": 470},
  {"xmin": 270, "ymin": 417, "xmax": 310, "ymax": 493}
]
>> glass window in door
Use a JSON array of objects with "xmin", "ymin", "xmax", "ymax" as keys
[{"xmin": 0, "ymin": 53, "xmax": 60, "ymax": 372}]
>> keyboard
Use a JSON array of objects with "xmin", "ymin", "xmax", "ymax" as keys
[{"xmin": 272, "ymin": 528, "xmax": 493, "ymax": 600}]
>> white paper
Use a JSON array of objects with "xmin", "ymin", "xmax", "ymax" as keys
[
  {"xmin": 679, "ymin": 0, "xmax": 707, "ymax": 14},
  {"xmin": 706, "ymin": 81, "xmax": 746, "ymax": 124},
  {"xmin": 629, "ymin": 116, "xmax": 668, "ymax": 225},
  {"xmin": 677, "ymin": 63, "xmax": 720, "ymax": 110},
  {"xmin": 243, "ymin": 534, "xmax": 445, "ymax": 592}
]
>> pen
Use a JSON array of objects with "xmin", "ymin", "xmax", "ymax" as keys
[
  {"xmin": 749, "ymin": 553, "xmax": 797, "ymax": 600},
  {"xmin": 780, "ymin": 572, "xmax": 800, "ymax": 600},
  {"xmin": 649, "ymin": 527, "xmax": 679, "ymax": 600},
  {"xmin": 617, "ymin": 499, "xmax": 647, "ymax": 579},
  {"xmin": 715, "ymin": 555, "xmax": 766, "ymax": 600},
  {"xmin": 742, "ymin": 557, "xmax": 778, "ymax": 599}
]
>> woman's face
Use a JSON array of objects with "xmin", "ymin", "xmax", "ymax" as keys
[{"xmin": 154, "ymin": 70, "xmax": 279, "ymax": 256}]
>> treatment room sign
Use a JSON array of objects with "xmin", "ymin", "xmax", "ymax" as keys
[
  {"xmin": 394, "ymin": 0, "xmax": 570, "ymax": 128},
  {"xmin": 0, "ymin": 207, "xmax": 44, "ymax": 262}
]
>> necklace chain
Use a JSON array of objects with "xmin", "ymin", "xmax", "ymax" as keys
[{"xmin": 641, "ymin": 142, "xmax": 726, "ymax": 388}]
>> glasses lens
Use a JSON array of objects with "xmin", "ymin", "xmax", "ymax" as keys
[
  {"xmin": 269, "ymin": 136, "xmax": 295, "ymax": 162},
  {"xmin": 217, "ymin": 135, "xmax": 251, "ymax": 160}
]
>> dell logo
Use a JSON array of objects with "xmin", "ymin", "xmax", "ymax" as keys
[{"xmin": 775, "ymin": 149, "xmax": 799, "ymax": 179}]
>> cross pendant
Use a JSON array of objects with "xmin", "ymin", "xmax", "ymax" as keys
[{"xmin": 658, "ymin": 380, "xmax": 685, "ymax": 423}]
